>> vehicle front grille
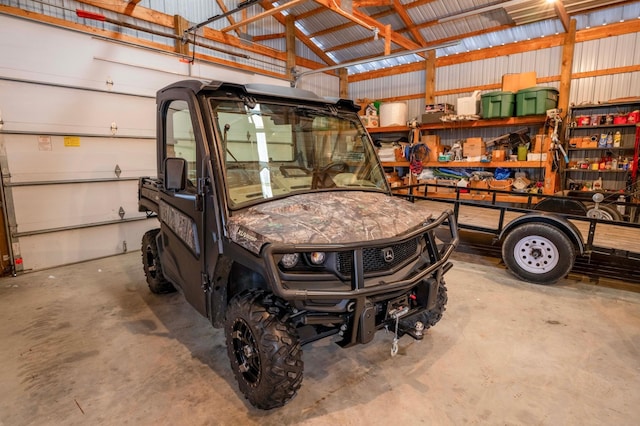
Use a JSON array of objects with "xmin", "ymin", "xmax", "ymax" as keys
[{"xmin": 336, "ymin": 238, "xmax": 419, "ymax": 275}]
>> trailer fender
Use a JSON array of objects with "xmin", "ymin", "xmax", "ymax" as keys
[{"xmin": 498, "ymin": 213, "xmax": 585, "ymax": 255}]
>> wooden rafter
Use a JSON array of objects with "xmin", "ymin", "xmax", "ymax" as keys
[
  {"xmin": 353, "ymin": 0, "xmax": 392, "ymax": 6},
  {"xmin": 214, "ymin": 0, "xmax": 243, "ymax": 37},
  {"xmin": 308, "ymin": 0, "xmax": 429, "ymax": 39},
  {"xmin": 259, "ymin": 0, "xmax": 336, "ymax": 66},
  {"xmin": 252, "ymin": 33, "xmax": 285, "ymax": 41},
  {"xmin": 222, "ymin": 0, "xmax": 306, "ymax": 32},
  {"xmin": 554, "ymin": 0, "xmax": 570, "ymax": 32},
  {"xmin": 124, "ymin": 0, "xmax": 142, "ymax": 16},
  {"xmin": 73, "ymin": 0, "xmax": 330, "ymax": 71},
  {"xmin": 392, "ymin": 0, "xmax": 425, "ymax": 45}
]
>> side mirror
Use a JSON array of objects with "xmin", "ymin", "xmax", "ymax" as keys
[{"xmin": 164, "ymin": 157, "xmax": 187, "ymax": 191}]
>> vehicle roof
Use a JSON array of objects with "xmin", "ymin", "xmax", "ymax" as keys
[{"xmin": 158, "ymin": 80, "xmax": 359, "ymax": 111}]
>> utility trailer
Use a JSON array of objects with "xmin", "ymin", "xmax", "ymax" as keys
[{"xmin": 395, "ymin": 184, "xmax": 640, "ymax": 284}]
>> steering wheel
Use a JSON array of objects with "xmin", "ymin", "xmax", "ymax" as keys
[
  {"xmin": 311, "ymin": 161, "xmax": 349, "ymax": 189},
  {"xmin": 279, "ymin": 165, "xmax": 310, "ymax": 178},
  {"xmin": 320, "ymin": 161, "xmax": 349, "ymax": 174}
]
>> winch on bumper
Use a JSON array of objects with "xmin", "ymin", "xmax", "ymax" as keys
[{"xmin": 261, "ymin": 210, "xmax": 458, "ymax": 348}]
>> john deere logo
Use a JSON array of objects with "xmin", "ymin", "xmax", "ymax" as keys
[{"xmin": 382, "ymin": 247, "xmax": 394, "ymax": 263}]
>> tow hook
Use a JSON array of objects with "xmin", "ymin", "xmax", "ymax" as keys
[{"xmin": 388, "ymin": 305, "xmax": 409, "ymax": 357}]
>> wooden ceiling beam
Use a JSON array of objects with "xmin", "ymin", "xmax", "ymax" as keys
[
  {"xmin": 351, "ymin": 9, "xmax": 421, "ymax": 50},
  {"xmin": 252, "ymin": 33, "xmax": 285, "ymax": 41},
  {"xmin": 392, "ymin": 0, "xmax": 425, "ymax": 45},
  {"xmin": 554, "ymin": 1, "xmax": 571, "ymax": 33},
  {"xmin": 77, "ymin": 0, "xmax": 173, "ymax": 25},
  {"xmin": 124, "ymin": 0, "xmax": 142, "ymax": 16},
  {"xmin": 353, "ymin": 0, "xmax": 392, "ymax": 6},
  {"xmin": 222, "ymin": 0, "xmax": 306, "ymax": 32},
  {"xmin": 311, "ymin": 0, "xmax": 421, "ymax": 52},
  {"xmin": 214, "ymin": 0, "xmax": 244, "ymax": 37},
  {"xmin": 260, "ymin": 0, "xmax": 336, "ymax": 65}
]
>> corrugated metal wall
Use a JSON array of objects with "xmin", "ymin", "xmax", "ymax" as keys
[
  {"xmin": 572, "ymin": 32, "xmax": 640, "ymax": 104},
  {"xmin": 0, "ymin": 14, "xmax": 291, "ymax": 272}
]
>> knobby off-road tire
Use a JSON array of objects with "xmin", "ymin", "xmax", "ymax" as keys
[
  {"xmin": 502, "ymin": 223, "xmax": 575, "ymax": 285},
  {"xmin": 225, "ymin": 291, "xmax": 303, "ymax": 410},
  {"xmin": 141, "ymin": 229, "xmax": 175, "ymax": 294},
  {"xmin": 401, "ymin": 280, "xmax": 448, "ymax": 331}
]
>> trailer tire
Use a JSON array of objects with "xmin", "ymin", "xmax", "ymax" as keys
[
  {"xmin": 502, "ymin": 223, "xmax": 575, "ymax": 284},
  {"xmin": 584, "ymin": 203, "xmax": 622, "ymax": 221},
  {"xmin": 141, "ymin": 229, "xmax": 175, "ymax": 294}
]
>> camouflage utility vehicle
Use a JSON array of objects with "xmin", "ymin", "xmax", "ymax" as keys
[{"xmin": 138, "ymin": 80, "xmax": 458, "ymax": 409}]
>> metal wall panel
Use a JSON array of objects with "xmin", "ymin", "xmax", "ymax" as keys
[
  {"xmin": 2, "ymin": 134, "xmax": 155, "ymax": 183},
  {"xmin": 18, "ymin": 221, "xmax": 154, "ymax": 271},
  {"xmin": 11, "ymin": 180, "xmax": 144, "ymax": 234},
  {"xmin": 0, "ymin": 80, "xmax": 156, "ymax": 136},
  {"xmin": 0, "ymin": 14, "xmax": 289, "ymax": 272},
  {"xmin": 571, "ymin": 33, "xmax": 640, "ymax": 104}
]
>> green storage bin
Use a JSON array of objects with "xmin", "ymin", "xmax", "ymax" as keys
[
  {"xmin": 515, "ymin": 87, "xmax": 559, "ymax": 116},
  {"xmin": 481, "ymin": 91, "xmax": 515, "ymax": 119}
]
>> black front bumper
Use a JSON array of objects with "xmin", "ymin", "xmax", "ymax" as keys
[{"xmin": 262, "ymin": 210, "xmax": 458, "ymax": 346}]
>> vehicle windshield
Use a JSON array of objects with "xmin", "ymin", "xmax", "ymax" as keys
[{"xmin": 210, "ymin": 98, "xmax": 388, "ymax": 208}]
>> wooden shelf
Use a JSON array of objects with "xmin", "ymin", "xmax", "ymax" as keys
[
  {"xmin": 367, "ymin": 115, "xmax": 547, "ymax": 134},
  {"xmin": 563, "ymin": 169, "xmax": 630, "ymax": 174},
  {"xmin": 367, "ymin": 125, "xmax": 409, "ymax": 134},
  {"xmin": 421, "ymin": 115, "xmax": 547, "ymax": 130},
  {"xmin": 570, "ymin": 123, "xmax": 638, "ymax": 130},
  {"xmin": 567, "ymin": 147, "xmax": 634, "ymax": 151},
  {"xmin": 382, "ymin": 160, "xmax": 548, "ymax": 168}
]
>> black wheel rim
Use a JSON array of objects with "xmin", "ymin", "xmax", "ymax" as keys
[{"xmin": 231, "ymin": 319, "xmax": 261, "ymax": 384}]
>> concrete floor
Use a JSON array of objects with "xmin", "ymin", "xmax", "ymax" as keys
[{"xmin": 1, "ymin": 251, "xmax": 639, "ymax": 426}]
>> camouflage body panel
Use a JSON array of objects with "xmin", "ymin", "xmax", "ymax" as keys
[{"xmin": 227, "ymin": 191, "xmax": 432, "ymax": 254}]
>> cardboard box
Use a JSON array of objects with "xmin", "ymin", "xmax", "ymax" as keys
[
  {"xmin": 488, "ymin": 179, "xmax": 513, "ymax": 192},
  {"xmin": 501, "ymin": 72, "xmax": 537, "ymax": 92},
  {"xmin": 469, "ymin": 179, "xmax": 489, "ymax": 194},
  {"xmin": 425, "ymin": 103, "xmax": 455, "ymax": 113},
  {"xmin": 421, "ymin": 135, "xmax": 441, "ymax": 162},
  {"xmin": 569, "ymin": 137, "xmax": 583, "ymax": 148},
  {"xmin": 421, "ymin": 112, "xmax": 445, "ymax": 124},
  {"xmin": 492, "ymin": 149, "xmax": 506, "ymax": 161},
  {"xmin": 418, "ymin": 178, "xmax": 437, "ymax": 194},
  {"xmin": 527, "ymin": 153, "xmax": 548, "ymax": 162},
  {"xmin": 464, "ymin": 137, "xmax": 485, "ymax": 158},
  {"xmin": 436, "ymin": 179, "xmax": 457, "ymax": 193},
  {"xmin": 363, "ymin": 115, "xmax": 379, "ymax": 127},
  {"xmin": 533, "ymin": 135, "xmax": 551, "ymax": 153}
]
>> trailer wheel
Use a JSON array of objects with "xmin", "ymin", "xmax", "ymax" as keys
[
  {"xmin": 225, "ymin": 291, "xmax": 303, "ymax": 410},
  {"xmin": 502, "ymin": 223, "xmax": 575, "ymax": 284},
  {"xmin": 141, "ymin": 229, "xmax": 175, "ymax": 294},
  {"xmin": 584, "ymin": 203, "xmax": 622, "ymax": 221}
]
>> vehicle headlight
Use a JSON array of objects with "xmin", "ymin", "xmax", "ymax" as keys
[
  {"xmin": 280, "ymin": 253, "xmax": 299, "ymax": 269},
  {"xmin": 309, "ymin": 251, "xmax": 326, "ymax": 265}
]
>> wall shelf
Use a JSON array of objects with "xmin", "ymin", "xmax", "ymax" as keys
[{"xmin": 367, "ymin": 115, "xmax": 547, "ymax": 134}]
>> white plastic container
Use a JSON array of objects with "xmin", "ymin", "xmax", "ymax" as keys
[
  {"xmin": 457, "ymin": 90, "xmax": 481, "ymax": 115},
  {"xmin": 380, "ymin": 102, "xmax": 408, "ymax": 127}
]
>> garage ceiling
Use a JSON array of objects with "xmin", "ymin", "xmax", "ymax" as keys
[{"xmin": 10, "ymin": 0, "xmax": 640, "ymax": 75}]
